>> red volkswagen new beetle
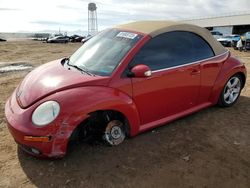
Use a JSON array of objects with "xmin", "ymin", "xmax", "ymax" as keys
[{"xmin": 5, "ymin": 21, "xmax": 246, "ymax": 158}]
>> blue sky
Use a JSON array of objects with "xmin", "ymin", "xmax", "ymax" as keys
[{"xmin": 0, "ymin": 0, "xmax": 250, "ymax": 32}]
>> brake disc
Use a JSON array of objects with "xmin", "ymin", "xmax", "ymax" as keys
[{"xmin": 104, "ymin": 120, "xmax": 125, "ymax": 146}]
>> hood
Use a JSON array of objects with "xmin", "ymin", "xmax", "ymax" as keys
[
  {"xmin": 16, "ymin": 59, "xmax": 110, "ymax": 108},
  {"xmin": 217, "ymin": 38, "xmax": 229, "ymax": 42}
]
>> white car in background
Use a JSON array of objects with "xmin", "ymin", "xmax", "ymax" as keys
[
  {"xmin": 217, "ymin": 35, "xmax": 240, "ymax": 47},
  {"xmin": 210, "ymin": 31, "xmax": 223, "ymax": 39}
]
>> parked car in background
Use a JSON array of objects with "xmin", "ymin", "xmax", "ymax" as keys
[
  {"xmin": 217, "ymin": 35, "xmax": 240, "ymax": 47},
  {"xmin": 69, "ymin": 34, "xmax": 79, "ymax": 41},
  {"xmin": 0, "ymin": 38, "xmax": 6, "ymax": 42},
  {"xmin": 73, "ymin": 36, "xmax": 85, "ymax": 42},
  {"xmin": 210, "ymin": 31, "xmax": 223, "ymax": 39},
  {"xmin": 241, "ymin": 32, "xmax": 250, "ymax": 51},
  {"xmin": 233, "ymin": 32, "xmax": 250, "ymax": 50},
  {"xmin": 47, "ymin": 36, "xmax": 69, "ymax": 43},
  {"xmin": 244, "ymin": 39, "xmax": 250, "ymax": 51},
  {"xmin": 241, "ymin": 32, "xmax": 250, "ymax": 41},
  {"xmin": 5, "ymin": 21, "xmax": 246, "ymax": 158},
  {"xmin": 69, "ymin": 35, "xmax": 85, "ymax": 42}
]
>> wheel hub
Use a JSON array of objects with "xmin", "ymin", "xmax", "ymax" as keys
[
  {"xmin": 110, "ymin": 126, "xmax": 122, "ymax": 139},
  {"xmin": 104, "ymin": 120, "xmax": 125, "ymax": 146}
]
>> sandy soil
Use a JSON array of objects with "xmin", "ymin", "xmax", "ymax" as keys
[{"xmin": 0, "ymin": 41, "xmax": 249, "ymax": 188}]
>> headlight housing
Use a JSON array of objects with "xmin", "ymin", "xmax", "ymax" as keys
[{"xmin": 32, "ymin": 101, "xmax": 60, "ymax": 126}]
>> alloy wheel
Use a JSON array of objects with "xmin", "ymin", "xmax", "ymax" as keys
[{"xmin": 223, "ymin": 76, "xmax": 241, "ymax": 104}]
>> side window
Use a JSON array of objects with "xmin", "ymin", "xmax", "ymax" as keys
[{"xmin": 130, "ymin": 31, "xmax": 215, "ymax": 71}]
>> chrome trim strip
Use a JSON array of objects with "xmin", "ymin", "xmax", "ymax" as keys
[{"xmin": 152, "ymin": 50, "xmax": 229, "ymax": 73}]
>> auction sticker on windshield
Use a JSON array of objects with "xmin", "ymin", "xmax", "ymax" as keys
[{"xmin": 116, "ymin": 32, "xmax": 138, "ymax": 39}]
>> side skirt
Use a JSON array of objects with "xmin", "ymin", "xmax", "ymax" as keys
[{"xmin": 139, "ymin": 102, "xmax": 212, "ymax": 133}]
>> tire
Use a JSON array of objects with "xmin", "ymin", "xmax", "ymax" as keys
[
  {"xmin": 104, "ymin": 120, "xmax": 126, "ymax": 146},
  {"xmin": 218, "ymin": 75, "xmax": 242, "ymax": 107}
]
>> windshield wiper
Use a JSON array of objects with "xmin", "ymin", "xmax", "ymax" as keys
[
  {"xmin": 80, "ymin": 64, "xmax": 96, "ymax": 76},
  {"xmin": 66, "ymin": 59, "xmax": 95, "ymax": 76}
]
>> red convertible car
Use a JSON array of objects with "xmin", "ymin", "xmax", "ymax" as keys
[{"xmin": 5, "ymin": 21, "xmax": 246, "ymax": 158}]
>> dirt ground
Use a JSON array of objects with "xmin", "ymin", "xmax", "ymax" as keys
[{"xmin": 0, "ymin": 41, "xmax": 249, "ymax": 188}]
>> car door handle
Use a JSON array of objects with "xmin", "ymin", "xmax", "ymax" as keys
[{"xmin": 190, "ymin": 69, "xmax": 200, "ymax": 75}]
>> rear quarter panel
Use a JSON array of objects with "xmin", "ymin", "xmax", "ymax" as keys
[
  {"xmin": 198, "ymin": 51, "xmax": 229, "ymax": 104},
  {"xmin": 209, "ymin": 54, "xmax": 247, "ymax": 104}
]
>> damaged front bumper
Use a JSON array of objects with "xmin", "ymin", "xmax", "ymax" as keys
[{"xmin": 5, "ymin": 93, "xmax": 69, "ymax": 158}]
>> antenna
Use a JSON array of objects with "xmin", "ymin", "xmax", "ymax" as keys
[{"xmin": 88, "ymin": 3, "xmax": 98, "ymax": 36}]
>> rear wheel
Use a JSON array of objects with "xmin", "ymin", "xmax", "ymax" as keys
[{"xmin": 218, "ymin": 75, "xmax": 242, "ymax": 107}]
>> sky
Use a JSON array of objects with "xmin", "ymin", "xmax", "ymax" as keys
[{"xmin": 0, "ymin": 0, "xmax": 250, "ymax": 33}]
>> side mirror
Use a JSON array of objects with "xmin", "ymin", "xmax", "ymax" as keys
[{"xmin": 129, "ymin": 64, "xmax": 152, "ymax": 78}]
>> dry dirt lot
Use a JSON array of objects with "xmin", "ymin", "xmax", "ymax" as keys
[{"xmin": 0, "ymin": 41, "xmax": 249, "ymax": 188}]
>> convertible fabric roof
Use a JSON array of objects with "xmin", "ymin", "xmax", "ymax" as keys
[{"xmin": 116, "ymin": 21, "xmax": 227, "ymax": 56}]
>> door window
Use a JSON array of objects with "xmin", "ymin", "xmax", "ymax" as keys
[{"xmin": 130, "ymin": 31, "xmax": 215, "ymax": 71}]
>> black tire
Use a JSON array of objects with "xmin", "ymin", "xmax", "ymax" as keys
[{"xmin": 218, "ymin": 74, "xmax": 242, "ymax": 107}]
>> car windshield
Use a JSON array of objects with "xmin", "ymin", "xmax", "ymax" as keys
[
  {"xmin": 69, "ymin": 29, "xmax": 143, "ymax": 76},
  {"xmin": 224, "ymin": 36, "xmax": 233, "ymax": 39}
]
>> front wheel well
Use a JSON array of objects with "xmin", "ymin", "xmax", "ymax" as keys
[{"xmin": 69, "ymin": 110, "xmax": 130, "ymax": 141}]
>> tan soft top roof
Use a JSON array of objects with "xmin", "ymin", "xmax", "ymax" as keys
[{"xmin": 115, "ymin": 21, "xmax": 226, "ymax": 56}]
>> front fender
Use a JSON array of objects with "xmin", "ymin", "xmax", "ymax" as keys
[
  {"xmin": 53, "ymin": 86, "xmax": 141, "ymax": 137},
  {"xmin": 210, "ymin": 56, "xmax": 247, "ymax": 104},
  {"xmin": 33, "ymin": 86, "xmax": 141, "ymax": 156}
]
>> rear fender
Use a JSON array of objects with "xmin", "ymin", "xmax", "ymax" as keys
[{"xmin": 209, "ymin": 56, "xmax": 247, "ymax": 104}]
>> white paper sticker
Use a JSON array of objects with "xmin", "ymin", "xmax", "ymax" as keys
[{"xmin": 116, "ymin": 32, "xmax": 138, "ymax": 39}]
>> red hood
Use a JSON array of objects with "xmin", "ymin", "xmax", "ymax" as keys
[{"xmin": 16, "ymin": 59, "xmax": 110, "ymax": 108}]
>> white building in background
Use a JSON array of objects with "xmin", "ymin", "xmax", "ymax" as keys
[{"xmin": 183, "ymin": 11, "xmax": 250, "ymax": 36}]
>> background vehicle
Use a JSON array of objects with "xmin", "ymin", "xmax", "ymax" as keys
[
  {"xmin": 244, "ymin": 39, "xmax": 250, "ymax": 50},
  {"xmin": 46, "ymin": 36, "xmax": 69, "ymax": 43},
  {"xmin": 241, "ymin": 32, "xmax": 250, "ymax": 51},
  {"xmin": 217, "ymin": 35, "xmax": 240, "ymax": 47},
  {"xmin": 70, "ymin": 35, "xmax": 85, "ymax": 42},
  {"xmin": 210, "ymin": 31, "xmax": 223, "ymax": 39},
  {"xmin": 241, "ymin": 31, "xmax": 250, "ymax": 41},
  {"xmin": 233, "ymin": 32, "xmax": 250, "ymax": 50},
  {"xmin": 0, "ymin": 38, "xmax": 6, "ymax": 42}
]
